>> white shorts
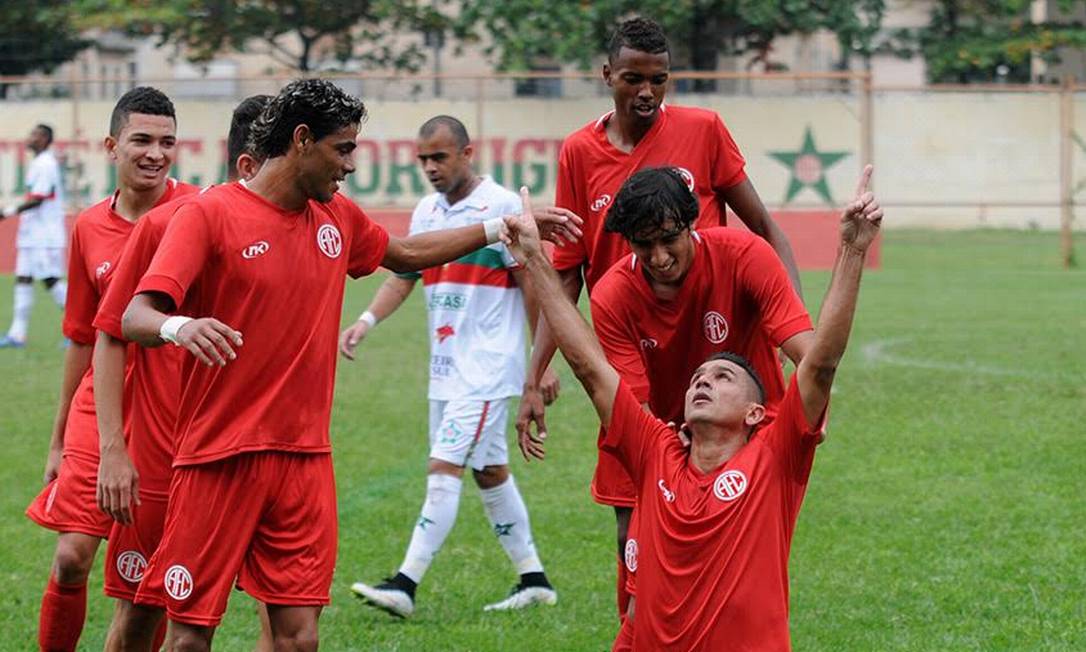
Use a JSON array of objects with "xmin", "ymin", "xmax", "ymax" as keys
[
  {"xmin": 428, "ymin": 399, "xmax": 510, "ymax": 471},
  {"xmin": 15, "ymin": 247, "xmax": 65, "ymax": 280}
]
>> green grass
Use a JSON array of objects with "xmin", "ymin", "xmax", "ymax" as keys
[{"xmin": 1, "ymin": 229, "xmax": 1084, "ymax": 651}]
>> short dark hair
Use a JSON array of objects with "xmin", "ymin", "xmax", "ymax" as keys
[
  {"xmin": 704, "ymin": 351, "xmax": 766, "ymax": 404},
  {"xmin": 419, "ymin": 115, "xmax": 470, "ymax": 149},
  {"xmin": 604, "ymin": 167, "xmax": 699, "ymax": 239},
  {"xmin": 248, "ymin": 79, "xmax": 367, "ymax": 159},
  {"xmin": 109, "ymin": 87, "xmax": 176, "ymax": 137},
  {"xmin": 227, "ymin": 95, "xmax": 272, "ymax": 171},
  {"xmin": 608, "ymin": 16, "xmax": 670, "ymax": 62},
  {"xmin": 34, "ymin": 124, "xmax": 54, "ymax": 146}
]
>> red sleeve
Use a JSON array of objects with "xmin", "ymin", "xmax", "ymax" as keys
[
  {"xmin": 345, "ymin": 202, "xmax": 391, "ymax": 279},
  {"xmin": 61, "ymin": 222, "xmax": 99, "ymax": 345},
  {"xmin": 590, "ymin": 288, "xmax": 650, "ymax": 403},
  {"xmin": 711, "ymin": 114, "xmax": 748, "ymax": 191},
  {"xmin": 736, "ymin": 236, "xmax": 812, "ymax": 345},
  {"xmin": 759, "ymin": 376, "xmax": 827, "ymax": 481},
  {"xmin": 551, "ymin": 139, "xmax": 587, "ymax": 273},
  {"xmin": 600, "ymin": 380, "xmax": 668, "ymax": 489},
  {"xmin": 94, "ymin": 217, "xmax": 165, "ymax": 340},
  {"xmin": 135, "ymin": 203, "xmax": 214, "ymax": 310}
]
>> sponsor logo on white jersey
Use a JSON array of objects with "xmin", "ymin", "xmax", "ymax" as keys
[
  {"xmin": 624, "ymin": 538, "xmax": 638, "ymax": 573},
  {"xmin": 676, "ymin": 167, "xmax": 696, "ymax": 192},
  {"xmin": 590, "ymin": 194, "xmax": 612, "ymax": 212},
  {"xmin": 116, "ymin": 551, "xmax": 147, "ymax": 583},
  {"xmin": 316, "ymin": 224, "xmax": 342, "ymax": 258},
  {"xmin": 703, "ymin": 311, "xmax": 729, "ymax": 344},
  {"xmin": 242, "ymin": 240, "xmax": 270, "ymax": 259},
  {"xmin": 95, "ymin": 261, "xmax": 112, "ymax": 279},
  {"xmin": 657, "ymin": 479, "xmax": 675, "ymax": 503},
  {"xmin": 164, "ymin": 564, "xmax": 194, "ymax": 600},
  {"xmin": 713, "ymin": 470, "xmax": 748, "ymax": 502}
]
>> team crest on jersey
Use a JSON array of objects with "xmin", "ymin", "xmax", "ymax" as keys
[
  {"xmin": 676, "ymin": 167, "xmax": 696, "ymax": 192},
  {"xmin": 116, "ymin": 551, "xmax": 147, "ymax": 583},
  {"xmin": 590, "ymin": 194, "xmax": 612, "ymax": 212},
  {"xmin": 713, "ymin": 470, "xmax": 748, "ymax": 502},
  {"xmin": 164, "ymin": 564, "xmax": 194, "ymax": 600},
  {"xmin": 242, "ymin": 240, "xmax": 270, "ymax": 259},
  {"xmin": 95, "ymin": 261, "xmax": 112, "ymax": 278},
  {"xmin": 703, "ymin": 311, "xmax": 729, "ymax": 344},
  {"xmin": 316, "ymin": 224, "xmax": 342, "ymax": 258},
  {"xmin": 624, "ymin": 538, "xmax": 638, "ymax": 573}
]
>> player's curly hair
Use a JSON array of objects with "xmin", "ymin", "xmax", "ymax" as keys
[
  {"xmin": 227, "ymin": 95, "xmax": 272, "ymax": 170},
  {"xmin": 109, "ymin": 87, "xmax": 176, "ymax": 137},
  {"xmin": 604, "ymin": 167, "xmax": 699, "ymax": 240},
  {"xmin": 248, "ymin": 79, "xmax": 367, "ymax": 159},
  {"xmin": 703, "ymin": 351, "xmax": 766, "ymax": 404},
  {"xmin": 608, "ymin": 16, "xmax": 670, "ymax": 62}
]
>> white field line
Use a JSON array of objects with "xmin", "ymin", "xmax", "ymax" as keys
[{"xmin": 861, "ymin": 338, "xmax": 1086, "ymax": 383}]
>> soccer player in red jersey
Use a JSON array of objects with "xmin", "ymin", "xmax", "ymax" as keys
[
  {"xmin": 119, "ymin": 79, "xmax": 580, "ymax": 652},
  {"xmin": 516, "ymin": 16, "xmax": 804, "ymax": 616},
  {"xmin": 22, "ymin": 86, "xmax": 196, "ymax": 652},
  {"xmin": 503, "ymin": 165, "xmax": 882, "ymax": 651},
  {"xmin": 92, "ymin": 95, "xmax": 273, "ymax": 652}
]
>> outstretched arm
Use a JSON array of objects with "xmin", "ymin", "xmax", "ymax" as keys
[
  {"xmin": 796, "ymin": 165, "xmax": 882, "ymax": 424},
  {"xmin": 503, "ymin": 190, "xmax": 618, "ymax": 426}
]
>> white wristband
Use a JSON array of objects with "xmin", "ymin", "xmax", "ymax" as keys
[
  {"xmin": 483, "ymin": 217, "xmax": 503, "ymax": 245},
  {"xmin": 160, "ymin": 316, "xmax": 193, "ymax": 345},
  {"xmin": 358, "ymin": 310, "xmax": 378, "ymax": 328},
  {"xmin": 2, "ymin": 205, "xmax": 18, "ymax": 219}
]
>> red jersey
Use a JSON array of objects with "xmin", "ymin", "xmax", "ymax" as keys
[
  {"xmin": 61, "ymin": 179, "xmax": 199, "ymax": 461},
  {"xmin": 93, "ymin": 190, "xmax": 206, "ymax": 497},
  {"xmin": 604, "ymin": 378, "xmax": 827, "ymax": 651},
  {"xmin": 134, "ymin": 183, "xmax": 390, "ymax": 466},
  {"xmin": 552, "ymin": 105, "xmax": 748, "ymax": 291},
  {"xmin": 590, "ymin": 227, "xmax": 811, "ymax": 425}
]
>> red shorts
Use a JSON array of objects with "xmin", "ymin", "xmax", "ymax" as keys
[
  {"xmin": 592, "ymin": 433, "xmax": 637, "ymax": 507},
  {"xmin": 104, "ymin": 493, "xmax": 169, "ymax": 601},
  {"xmin": 26, "ymin": 453, "xmax": 112, "ymax": 538},
  {"xmin": 134, "ymin": 452, "xmax": 337, "ymax": 626}
]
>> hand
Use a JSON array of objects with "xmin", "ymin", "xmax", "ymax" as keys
[
  {"xmin": 97, "ymin": 444, "xmax": 140, "ymax": 525},
  {"xmin": 43, "ymin": 447, "xmax": 62, "ymax": 486},
  {"xmin": 666, "ymin": 421, "xmax": 691, "ymax": 448},
  {"xmin": 539, "ymin": 366, "xmax": 560, "ymax": 405},
  {"xmin": 516, "ymin": 386, "xmax": 549, "ymax": 462},
  {"xmin": 339, "ymin": 319, "xmax": 371, "ymax": 361},
  {"xmin": 532, "ymin": 205, "xmax": 583, "ymax": 247},
  {"xmin": 840, "ymin": 165, "xmax": 883, "ymax": 252},
  {"xmin": 174, "ymin": 318, "xmax": 243, "ymax": 367},
  {"xmin": 501, "ymin": 188, "xmax": 547, "ymax": 265}
]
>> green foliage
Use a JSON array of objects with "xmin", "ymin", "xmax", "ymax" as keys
[
  {"xmin": 73, "ymin": 0, "xmax": 446, "ymax": 72},
  {"xmin": 0, "ymin": 1, "xmax": 88, "ymax": 91}
]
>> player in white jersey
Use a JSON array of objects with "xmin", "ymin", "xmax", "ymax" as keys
[
  {"xmin": 340, "ymin": 115, "xmax": 559, "ymax": 617},
  {"xmin": 1, "ymin": 124, "xmax": 68, "ymax": 348}
]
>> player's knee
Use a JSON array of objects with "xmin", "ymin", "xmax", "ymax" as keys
[
  {"xmin": 427, "ymin": 458, "xmax": 465, "ymax": 478},
  {"xmin": 52, "ymin": 538, "xmax": 96, "ymax": 582},
  {"xmin": 272, "ymin": 627, "xmax": 319, "ymax": 652},
  {"xmin": 115, "ymin": 602, "xmax": 162, "ymax": 644},
  {"xmin": 472, "ymin": 465, "xmax": 509, "ymax": 489},
  {"xmin": 170, "ymin": 626, "xmax": 212, "ymax": 652}
]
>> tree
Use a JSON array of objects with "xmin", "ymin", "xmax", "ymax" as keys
[
  {"xmin": 75, "ymin": 0, "xmax": 447, "ymax": 73},
  {"xmin": 0, "ymin": 2, "xmax": 88, "ymax": 97},
  {"xmin": 883, "ymin": 0, "xmax": 1086, "ymax": 83}
]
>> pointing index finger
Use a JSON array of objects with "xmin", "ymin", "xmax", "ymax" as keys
[
  {"xmin": 519, "ymin": 186, "xmax": 534, "ymax": 218},
  {"xmin": 854, "ymin": 164, "xmax": 873, "ymax": 199}
]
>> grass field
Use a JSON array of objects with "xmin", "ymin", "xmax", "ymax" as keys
[{"xmin": 1, "ymin": 229, "xmax": 1084, "ymax": 651}]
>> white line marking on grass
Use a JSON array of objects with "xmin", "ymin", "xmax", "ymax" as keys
[{"xmin": 861, "ymin": 338, "xmax": 1085, "ymax": 382}]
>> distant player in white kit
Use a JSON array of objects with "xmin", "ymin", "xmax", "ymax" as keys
[
  {"xmin": 1, "ymin": 123, "xmax": 67, "ymax": 348},
  {"xmin": 341, "ymin": 115, "xmax": 558, "ymax": 617}
]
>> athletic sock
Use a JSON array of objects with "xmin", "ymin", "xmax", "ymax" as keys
[
  {"xmin": 480, "ymin": 475, "xmax": 544, "ymax": 575},
  {"xmin": 398, "ymin": 473, "xmax": 463, "ymax": 584},
  {"xmin": 48, "ymin": 280, "xmax": 67, "ymax": 308},
  {"xmin": 38, "ymin": 574, "xmax": 87, "ymax": 652},
  {"xmin": 9, "ymin": 282, "xmax": 33, "ymax": 342}
]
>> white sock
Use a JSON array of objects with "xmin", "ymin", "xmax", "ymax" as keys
[
  {"xmin": 8, "ymin": 283, "xmax": 33, "ymax": 342},
  {"xmin": 48, "ymin": 280, "xmax": 66, "ymax": 308},
  {"xmin": 480, "ymin": 475, "xmax": 544, "ymax": 575},
  {"xmin": 398, "ymin": 473, "xmax": 463, "ymax": 584}
]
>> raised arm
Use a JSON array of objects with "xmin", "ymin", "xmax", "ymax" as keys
[
  {"xmin": 338, "ymin": 274, "xmax": 418, "ymax": 360},
  {"xmin": 721, "ymin": 178, "xmax": 803, "ymax": 299},
  {"xmin": 503, "ymin": 190, "xmax": 619, "ymax": 427},
  {"xmin": 796, "ymin": 165, "xmax": 882, "ymax": 424}
]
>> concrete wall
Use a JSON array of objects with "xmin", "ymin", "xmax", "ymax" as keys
[{"xmin": 0, "ymin": 90, "xmax": 1082, "ymax": 230}]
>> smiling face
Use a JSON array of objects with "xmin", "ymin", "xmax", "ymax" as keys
[
  {"xmin": 106, "ymin": 113, "xmax": 177, "ymax": 193},
  {"xmin": 684, "ymin": 358, "xmax": 766, "ymax": 430},
  {"xmin": 628, "ymin": 217, "xmax": 695, "ymax": 287},
  {"xmin": 297, "ymin": 123, "xmax": 359, "ymax": 203},
  {"xmin": 604, "ymin": 46, "xmax": 670, "ymax": 126}
]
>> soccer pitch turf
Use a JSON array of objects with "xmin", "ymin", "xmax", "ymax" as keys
[{"xmin": 0, "ymin": 229, "xmax": 1084, "ymax": 651}]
